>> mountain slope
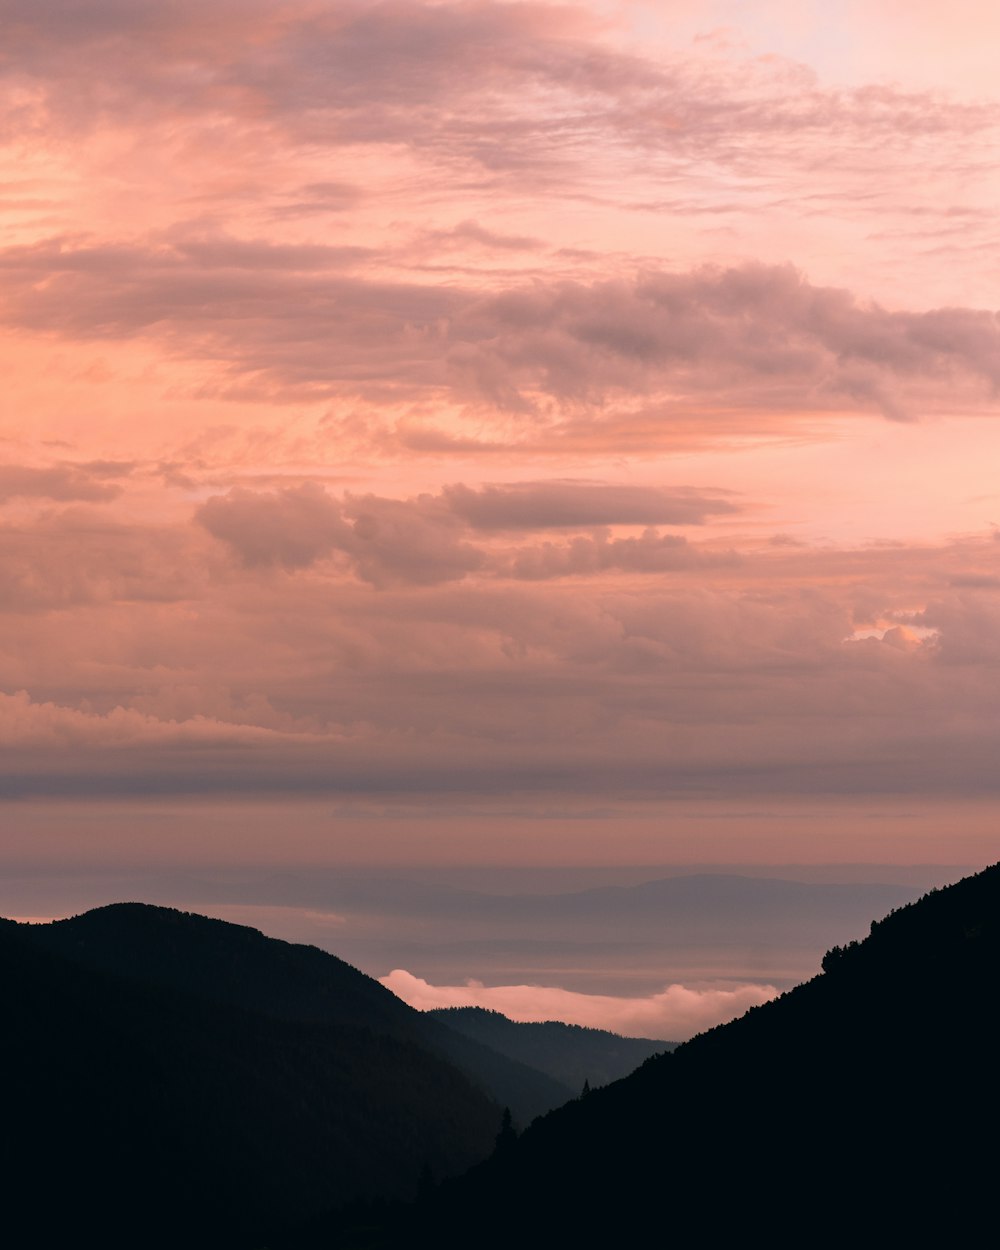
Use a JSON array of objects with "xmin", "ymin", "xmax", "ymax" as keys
[
  {"xmin": 0, "ymin": 915, "xmax": 500, "ymax": 1249},
  {"xmin": 24, "ymin": 903, "xmax": 570, "ymax": 1124},
  {"xmin": 315, "ymin": 862, "xmax": 1000, "ymax": 1248},
  {"xmin": 427, "ymin": 1006, "xmax": 671, "ymax": 1090}
]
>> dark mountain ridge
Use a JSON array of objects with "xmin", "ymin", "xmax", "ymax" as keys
[
  {"xmin": 0, "ymin": 913, "xmax": 497, "ymax": 1248},
  {"xmin": 313, "ymin": 861, "xmax": 1000, "ymax": 1248},
  {"xmin": 27, "ymin": 902, "xmax": 572, "ymax": 1124},
  {"xmin": 427, "ymin": 1006, "xmax": 672, "ymax": 1090},
  {"xmin": 1, "ymin": 902, "xmax": 580, "ymax": 1248}
]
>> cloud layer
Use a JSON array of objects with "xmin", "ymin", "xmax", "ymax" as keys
[
  {"xmin": 3, "ymin": 240, "xmax": 999, "ymax": 433},
  {"xmin": 380, "ymin": 969, "xmax": 778, "ymax": 1041},
  {"xmin": 3, "ymin": 0, "xmax": 1000, "ymax": 873}
]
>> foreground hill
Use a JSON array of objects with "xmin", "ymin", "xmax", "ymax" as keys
[
  {"xmin": 27, "ymin": 903, "xmax": 570, "ymax": 1125},
  {"xmin": 3, "ymin": 903, "xmax": 577, "ymax": 1248},
  {"xmin": 427, "ymin": 1007, "xmax": 671, "ymax": 1090},
  {"xmin": 311, "ymin": 862, "xmax": 1000, "ymax": 1248},
  {"xmin": 0, "ymin": 914, "xmax": 497, "ymax": 1248}
]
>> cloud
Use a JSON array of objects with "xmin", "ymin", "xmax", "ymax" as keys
[
  {"xmin": 194, "ymin": 479, "xmax": 738, "ymax": 585},
  {"xmin": 196, "ymin": 482, "xmax": 353, "ymax": 571},
  {"xmin": 0, "ymin": 464, "xmax": 123, "ymax": 504},
  {"xmin": 5, "ymin": 1, "xmax": 1000, "ymax": 826},
  {"xmin": 7, "ymin": 522, "xmax": 1000, "ymax": 803},
  {"xmin": 453, "ymin": 265, "xmax": 1000, "ymax": 419},
  {"xmin": 4, "ymin": 1, "xmax": 990, "ymax": 172},
  {"xmin": 380, "ymin": 968, "xmax": 778, "ymax": 1041},
  {"xmin": 442, "ymin": 481, "xmax": 738, "ymax": 529},
  {"xmin": 949, "ymin": 573, "xmax": 1000, "ymax": 588},
  {"xmin": 0, "ymin": 689, "xmax": 330, "ymax": 749},
  {"xmin": 423, "ymin": 220, "xmax": 542, "ymax": 254},
  {"xmin": 195, "ymin": 482, "xmax": 483, "ymax": 585},
  {"xmin": 505, "ymin": 529, "xmax": 740, "ymax": 579},
  {"xmin": 342, "ymin": 493, "xmax": 484, "ymax": 587},
  {"xmin": 0, "ymin": 235, "xmax": 466, "ymax": 404},
  {"xmin": 0, "ymin": 509, "xmax": 205, "ymax": 610},
  {"xmin": 3, "ymin": 237, "xmax": 998, "ymax": 426}
]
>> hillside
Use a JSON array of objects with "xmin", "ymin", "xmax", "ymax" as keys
[
  {"xmin": 26, "ymin": 903, "xmax": 571, "ymax": 1126},
  {"xmin": 427, "ymin": 1006, "xmax": 671, "ymax": 1090},
  {"xmin": 2, "ymin": 902, "xmax": 584, "ymax": 1248},
  {"xmin": 0, "ymin": 915, "xmax": 497, "ymax": 1248},
  {"xmin": 311, "ymin": 862, "xmax": 1000, "ymax": 1248}
]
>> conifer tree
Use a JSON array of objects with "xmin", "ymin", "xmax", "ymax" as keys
[{"xmin": 494, "ymin": 1106, "xmax": 517, "ymax": 1156}]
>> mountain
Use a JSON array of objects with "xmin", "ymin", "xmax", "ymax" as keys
[
  {"xmin": 311, "ymin": 862, "xmax": 1000, "ymax": 1248},
  {"xmin": 2, "ymin": 903, "xmax": 577, "ymax": 1248},
  {"xmin": 25, "ymin": 902, "xmax": 571, "ymax": 1125},
  {"xmin": 427, "ymin": 1007, "xmax": 671, "ymax": 1090},
  {"xmin": 0, "ymin": 912, "xmax": 497, "ymax": 1248}
]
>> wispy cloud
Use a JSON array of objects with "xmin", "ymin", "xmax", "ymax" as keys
[{"xmin": 3, "ymin": 0, "xmax": 1000, "ymax": 868}]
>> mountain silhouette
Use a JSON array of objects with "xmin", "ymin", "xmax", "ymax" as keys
[
  {"xmin": 308, "ymin": 861, "xmax": 1000, "ymax": 1248},
  {"xmin": 27, "ymin": 902, "xmax": 571, "ymax": 1124},
  {"xmin": 1, "ymin": 904, "xmax": 572, "ymax": 1248},
  {"xmin": 427, "ymin": 1006, "xmax": 671, "ymax": 1090}
]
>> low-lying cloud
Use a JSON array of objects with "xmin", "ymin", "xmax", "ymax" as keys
[
  {"xmin": 381, "ymin": 969, "xmax": 779, "ymax": 1041},
  {"xmin": 0, "ymin": 689, "xmax": 330, "ymax": 749}
]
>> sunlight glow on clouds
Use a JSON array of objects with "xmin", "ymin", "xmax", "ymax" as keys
[
  {"xmin": 3, "ymin": 0, "xmax": 1000, "ymax": 871},
  {"xmin": 380, "ymin": 969, "xmax": 779, "ymax": 1041}
]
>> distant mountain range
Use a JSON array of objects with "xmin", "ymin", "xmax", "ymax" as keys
[
  {"xmin": 427, "ymin": 1007, "xmax": 671, "ymax": 1091},
  {"xmin": 224, "ymin": 871, "xmax": 926, "ymax": 993},
  {"xmin": 3, "ymin": 867, "xmax": 929, "ymax": 998},
  {"xmin": 1, "ymin": 902, "xmax": 664, "ymax": 1247},
  {"xmin": 302, "ymin": 862, "xmax": 1000, "ymax": 1247}
]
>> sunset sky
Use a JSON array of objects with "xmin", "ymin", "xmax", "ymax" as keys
[{"xmin": 3, "ymin": 2, "xmax": 1000, "ymax": 1030}]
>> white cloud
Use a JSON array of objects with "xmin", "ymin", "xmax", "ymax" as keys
[{"xmin": 380, "ymin": 968, "xmax": 778, "ymax": 1041}]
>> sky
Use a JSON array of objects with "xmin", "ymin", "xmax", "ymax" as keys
[{"xmin": 2, "ymin": 1, "xmax": 1000, "ymax": 1032}]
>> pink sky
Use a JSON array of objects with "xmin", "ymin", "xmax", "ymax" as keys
[{"xmin": 3, "ymin": 1, "xmax": 1000, "ymax": 873}]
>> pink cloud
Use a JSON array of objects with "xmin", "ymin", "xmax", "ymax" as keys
[
  {"xmin": 196, "ymin": 482, "xmax": 484, "ymax": 585},
  {"xmin": 380, "ymin": 968, "xmax": 779, "ymax": 1041},
  {"xmin": 4, "ymin": 1, "xmax": 989, "ymax": 170},
  {"xmin": 4, "ymin": 238, "xmax": 998, "ymax": 426},
  {"xmin": 0, "ymin": 508, "xmax": 206, "ymax": 611},
  {"xmin": 3, "ymin": 516, "xmax": 998, "ymax": 805},
  {"xmin": 0, "ymin": 689, "xmax": 332, "ymax": 749},
  {"xmin": 0, "ymin": 464, "xmax": 123, "ymax": 504},
  {"xmin": 443, "ymin": 481, "xmax": 738, "ymax": 529},
  {"xmin": 504, "ymin": 529, "xmax": 740, "ymax": 579},
  {"xmin": 195, "ymin": 479, "xmax": 737, "ymax": 585},
  {"xmin": 196, "ymin": 483, "xmax": 353, "ymax": 571},
  {"xmin": 3, "ymin": 0, "xmax": 1000, "ymax": 855}
]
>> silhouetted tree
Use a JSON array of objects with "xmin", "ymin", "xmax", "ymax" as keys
[{"xmin": 493, "ymin": 1106, "xmax": 517, "ymax": 1157}]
